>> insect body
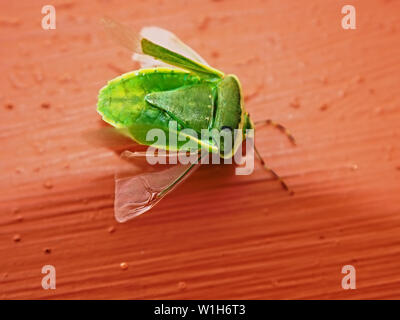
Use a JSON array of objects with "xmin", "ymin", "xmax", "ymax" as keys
[
  {"xmin": 98, "ymin": 24, "xmax": 251, "ymax": 158},
  {"xmin": 97, "ymin": 19, "xmax": 294, "ymax": 222}
]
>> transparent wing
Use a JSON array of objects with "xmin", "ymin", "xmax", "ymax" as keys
[
  {"xmin": 138, "ymin": 26, "xmax": 209, "ymax": 66},
  {"xmin": 101, "ymin": 17, "xmax": 141, "ymax": 53},
  {"xmin": 101, "ymin": 17, "xmax": 211, "ymax": 69},
  {"xmin": 115, "ymin": 150, "xmax": 201, "ymax": 223},
  {"xmin": 131, "ymin": 53, "xmax": 171, "ymax": 68}
]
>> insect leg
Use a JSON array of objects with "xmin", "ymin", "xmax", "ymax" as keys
[
  {"xmin": 254, "ymin": 119, "xmax": 296, "ymax": 145},
  {"xmin": 254, "ymin": 145, "xmax": 294, "ymax": 196}
]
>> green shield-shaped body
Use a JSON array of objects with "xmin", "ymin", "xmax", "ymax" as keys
[{"xmin": 98, "ymin": 68, "xmax": 246, "ymax": 156}]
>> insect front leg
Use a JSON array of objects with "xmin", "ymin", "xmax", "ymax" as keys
[
  {"xmin": 253, "ymin": 146, "xmax": 295, "ymax": 196},
  {"xmin": 254, "ymin": 119, "xmax": 296, "ymax": 145}
]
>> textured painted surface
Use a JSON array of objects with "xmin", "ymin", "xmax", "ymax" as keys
[{"xmin": 1, "ymin": 0, "xmax": 400, "ymax": 299}]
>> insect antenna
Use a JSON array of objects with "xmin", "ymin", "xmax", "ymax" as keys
[
  {"xmin": 253, "ymin": 145, "xmax": 294, "ymax": 196},
  {"xmin": 254, "ymin": 119, "xmax": 296, "ymax": 146}
]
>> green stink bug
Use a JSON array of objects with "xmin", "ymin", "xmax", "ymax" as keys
[{"xmin": 97, "ymin": 18, "xmax": 295, "ymax": 222}]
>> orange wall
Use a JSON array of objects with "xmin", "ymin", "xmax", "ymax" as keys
[{"xmin": 0, "ymin": 0, "xmax": 400, "ymax": 299}]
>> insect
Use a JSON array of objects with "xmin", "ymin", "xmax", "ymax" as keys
[{"xmin": 97, "ymin": 18, "xmax": 295, "ymax": 222}]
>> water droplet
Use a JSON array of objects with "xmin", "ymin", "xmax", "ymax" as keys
[
  {"xmin": 108, "ymin": 226, "xmax": 116, "ymax": 234},
  {"xmin": 319, "ymin": 103, "xmax": 329, "ymax": 111},
  {"xmin": 290, "ymin": 97, "xmax": 300, "ymax": 109},
  {"xmin": 355, "ymin": 75, "xmax": 365, "ymax": 84},
  {"xmin": 211, "ymin": 51, "xmax": 219, "ymax": 58},
  {"xmin": 4, "ymin": 103, "xmax": 14, "ymax": 110},
  {"xmin": 350, "ymin": 164, "xmax": 358, "ymax": 171},
  {"xmin": 13, "ymin": 234, "xmax": 21, "ymax": 242},
  {"xmin": 178, "ymin": 281, "xmax": 187, "ymax": 290},
  {"xmin": 198, "ymin": 16, "xmax": 211, "ymax": 30},
  {"xmin": 120, "ymin": 262, "xmax": 128, "ymax": 270},
  {"xmin": 337, "ymin": 90, "xmax": 346, "ymax": 98},
  {"xmin": 41, "ymin": 102, "xmax": 51, "ymax": 109},
  {"xmin": 43, "ymin": 181, "xmax": 53, "ymax": 189},
  {"xmin": 14, "ymin": 215, "xmax": 23, "ymax": 223}
]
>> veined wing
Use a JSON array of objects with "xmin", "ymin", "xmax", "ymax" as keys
[
  {"xmin": 101, "ymin": 17, "xmax": 223, "ymax": 78},
  {"xmin": 115, "ymin": 150, "xmax": 202, "ymax": 222},
  {"xmin": 138, "ymin": 26, "xmax": 209, "ymax": 66}
]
